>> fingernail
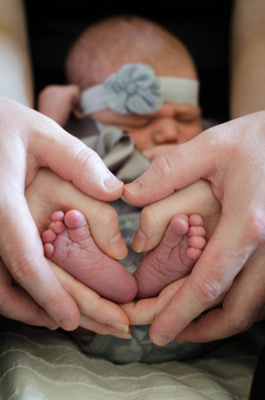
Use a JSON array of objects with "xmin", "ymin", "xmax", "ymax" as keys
[
  {"xmin": 108, "ymin": 321, "xmax": 129, "ymax": 333},
  {"xmin": 113, "ymin": 332, "xmax": 132, "ymax": 340},
  {"xmin": 120, "ymin": 195, "xmax": 133, "ymax": 205},
  {"xmin": 58, "ymin": 318, "xmax": 74, "ymax": 331},
  {"xmin": 176, "ymin": 338, "xmax": 187, "ymax": 344},
  {"xmin": 46, "ymin": 322, "xmax": 59, "ymax": 331},
  {"xmin": 132, "ymin": 228, "xmax": 146, "ymax": 253},
  {"xmin": 103, "ymin": 175, "xmax": 123, "ymax": 192},
  {"xmin": 125, "ymin": 179, "xmax": 144, "ymax": 195},
  {"xmin": 109, "ymin": 233, "xmax": 128, "ymax": 259},
  {"xmin": 153, "ymin": 333, "xmax": 170, "ymax": 346}
]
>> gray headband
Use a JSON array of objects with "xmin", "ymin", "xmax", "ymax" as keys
[{"xmin": 80, "ymin": 63, "xmax": 199, "ymax": 116}]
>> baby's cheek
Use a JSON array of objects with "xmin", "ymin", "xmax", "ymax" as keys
[
  {"xmin": 142, "ymin": 144, "xmax": 178, "ymax": 162},
  {"xmin": 127, "ymin": 130, "xmax": 152, "ymax": 152},
  {"xmin": 182, "ymin": 124, "xmax": 203, "ymax": 142}
]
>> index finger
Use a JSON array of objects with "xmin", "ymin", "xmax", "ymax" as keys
[
  {"xmin": 132, "ymin": 179, "xmax": 219, "ymax": 252},
  {"xmin": 1, "ymin": 98, "xmax": 123, "ymax": 200}
]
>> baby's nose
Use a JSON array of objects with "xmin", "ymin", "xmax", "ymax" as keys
[{"xmin": 152, "ymin": 119, "xmax": 179, "ymax": 144}]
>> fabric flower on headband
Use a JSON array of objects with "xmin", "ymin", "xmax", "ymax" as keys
[
  {"xmin": 103, "ymin": 64, "xmax": 163, "ymax": 114},
  {"xmin": 80, "ymin": 63, "xmax": 199, "ymax": 116}
]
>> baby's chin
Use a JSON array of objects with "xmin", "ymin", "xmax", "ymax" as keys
[{"xmin": 142, "ymin": 144, "xmax": 179, "ymax": 162}]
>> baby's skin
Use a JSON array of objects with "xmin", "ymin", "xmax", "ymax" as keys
[
  {"xmin": 38, "ymin": 88, "xmax": 212, "ymax": 303},
  {"xmin": 42, "ymin": 209, "xmax": 206, "ymax": 301},
  {"xmin": 42, "ymin": 210, "xmax": 137, "ymax": 303},
  {"xmin": 26, "ymin": 168, "xmax": 137, "ymax": 304},
  {"xmin": 134, "ymin": 214, "xmax": 206, "ymax": 298}
]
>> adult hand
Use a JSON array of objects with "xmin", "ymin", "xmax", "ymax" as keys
[
  {"xmin": 122, "ymin": 275, "xmax": 223, "ymax": 327},
  {"xmin": 131, "ymin": 179, "xmax": 221, "ymax": 252},
  {"xmin": 122, "ymin": 278, "xmax": 188, "ymax": 326},
  {"xmin": 123, "ymin": 111, "xmax": 265, "ymax": 345},
  {"xmin": 51, "ymin": 261, "xmax": 131, "ymax": 338},
  {"xmin": 23, "ymin": 167, "xmax": 129, "ymax": 335},
  {"xmin": 0, "ymin": 96, "xmax": 124, "ymax": 331}
]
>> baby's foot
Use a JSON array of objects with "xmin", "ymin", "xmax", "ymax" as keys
[
  {"xmin": 133, "ymin": 214, "xmax": 206, "ymax": 298},
  {"xmin": 42, "ymin": 210, "xmax": 137, "ymax": 303}
]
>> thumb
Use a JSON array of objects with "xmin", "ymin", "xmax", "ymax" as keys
[
  {"xmin": 123, "ymin": 128, "xmax": 218, "ymax": 206},
  {"xmin": 31, "ymin": 114, "xmax": 124, "ymax": 200},
  {"xmin": 1, "ymin": 97, "xmax": 123, "ymax": 201}
]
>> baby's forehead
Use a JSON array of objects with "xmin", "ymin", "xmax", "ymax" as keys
[
  {"xmin": 93, "ymin": 102, "xmax": 201, "ymax": 130},
  {"xmin": 151, "ymin": 102, "xmax": 201, "ymax": 118}
]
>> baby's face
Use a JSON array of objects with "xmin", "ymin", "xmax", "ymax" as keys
[{"xmin": 93, "ymin": 102, "xmax": 202, "ymax": 162}]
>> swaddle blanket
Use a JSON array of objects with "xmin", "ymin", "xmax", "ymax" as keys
[{"xmin": 1, "ymin": 317, "xmax": 264, "ymax": 400}]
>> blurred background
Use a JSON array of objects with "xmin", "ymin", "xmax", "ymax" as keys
[{"xmin": 24, "ymin": 0, "xmax": 233, "ymax": 123}]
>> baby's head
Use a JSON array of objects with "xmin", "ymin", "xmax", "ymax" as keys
[{"xmin": 66, "ymin": 15, "xmax": 203, "ymax": 161}]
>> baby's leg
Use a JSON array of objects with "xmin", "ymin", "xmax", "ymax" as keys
[
  {"xmin": 42, "ymin": 210, "xmax": 137, "ymax": 303},
  {"xmin": 133, "ymin": 214, "xmax": 206, "ymax": 298}
]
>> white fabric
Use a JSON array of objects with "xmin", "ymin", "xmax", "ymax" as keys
[{"xmin": 0, "ymin": 319, "xmax": 263, "ymax": 400}]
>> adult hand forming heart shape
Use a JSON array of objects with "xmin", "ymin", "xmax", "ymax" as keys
[{"xmin": 24, "ymin": 167, "xmax": 220, "ymax": 341}]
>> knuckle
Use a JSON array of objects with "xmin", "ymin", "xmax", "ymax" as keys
[
  {"xmin": 39, "ymin": 291, "xmax": 60, "ymax": 312},
  {"xmin": 230, "ymin": 314, "xmax": 254, "ymax": 333},
  {"xmin": 192, "ymin": 275, "xmax": 222, "ymax": 306},
  {"xmin": 151, "ymin": 155, "xmax": 171, "ymax": 179},
  {"xmin": 140, "ymin": 205, "xmax": 157, "ymax": 233},
  {"xmin": 189, "ymin": 325, "xmax": 209, "ymax": 343},
  {"xmin": 150, "ymin": 154, "xmax": 176, "ymax": 195},
  {"xmin": 10, "ymin": 253, "xmax": 37, "ymax": 284},
  {"xmin": 75, "ymin": 146, "xmax": 97, "ymax": 170},
  {"xmin": 244, "ymin": 210, "xmax": 265, "ymax": 245},
  {"xmin": 96, "ymin": 202, "xmax": 119, "ymax": 226},
  {"xmin": 72, "ymin": 146, "xmax": 104, "ymax": 181}
]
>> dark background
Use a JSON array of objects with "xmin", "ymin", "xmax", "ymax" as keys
[{"xmin": 24, "ymin": 0, "xmax": 233, "ymax": 122}]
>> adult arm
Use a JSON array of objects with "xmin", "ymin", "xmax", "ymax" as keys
[
  {"xmin": 230, "ymin": 0, "xmax": 265, "ymax": 118},
  {"xmin": 0, "ymin": 0, "xmax": 33, "ymax": 106}
]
